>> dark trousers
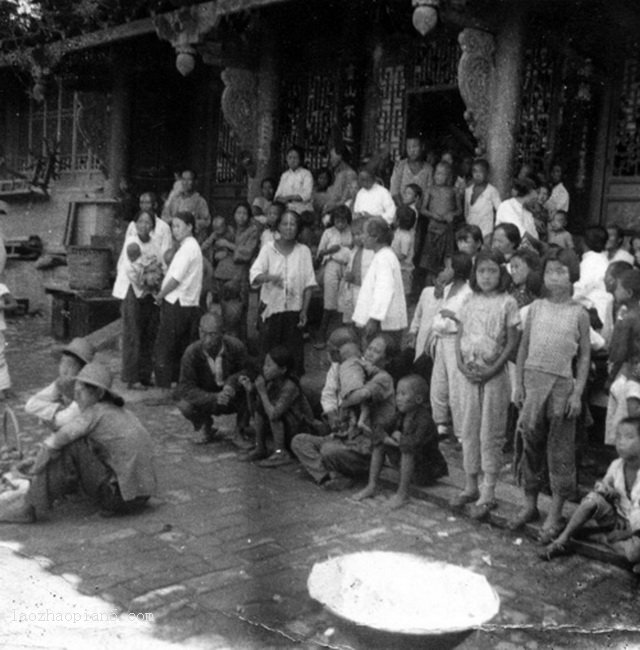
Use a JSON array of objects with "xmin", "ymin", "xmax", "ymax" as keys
[
  {"xmin": 177, "ymin": 394, "xmax": 244, "ymax": 430},
  {"xmin": 121, "ymin": 287, "xmax": 159, "ymax": 385},
  {"xmin": 262, "ymin": 311, "xmax": 305, "ymax": 376},
  {"xmin": 28, "ymin": 438, "xmax": 148, "ymax": 515},
  {"xmin": 154, "ymin": 300, "xmax": 201, "ymax": 388}
]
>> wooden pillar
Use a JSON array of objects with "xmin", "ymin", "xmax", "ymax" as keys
[
  {"xmin": 106, "ymin": 49, "xmax": 131, "ymax": 198},
  {"xmin": 486, "ymin": 8, "xmax": 526, "ymax": 198},
  {"xmin": 250, "ymin": 26, "xmax": 279, "ymax": 202}
]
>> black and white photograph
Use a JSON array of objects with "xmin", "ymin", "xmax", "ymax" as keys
[{"xmin": 0, "ymin": 0, "xmax": 639, "ymax": 647}]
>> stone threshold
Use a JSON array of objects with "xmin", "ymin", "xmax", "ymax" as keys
[{"xmin": 378, "ymin": 463, "xmax": 631, "ymax": 571}]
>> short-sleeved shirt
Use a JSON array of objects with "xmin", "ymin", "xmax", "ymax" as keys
[
  {"xmin": 464, "ymin": 183, "xmax": 501, "ymax": 238},
  {"xmin": 162, "ymin": 236, "xmax": 203, "ymax": 306},
  {"xmin": 593, "ymin": 458, "xmax": 640, "ymax": 532},
  {"xmin": 458, "ymin": 293, "xmax": 520, "ymax": 368},
  {"xmin": 249, "ymin": 241, "xmax": 317, "ymax": 320},
  {"xmin": 374, "ymin": 404, "xmax": 448, "ymax": 485}
]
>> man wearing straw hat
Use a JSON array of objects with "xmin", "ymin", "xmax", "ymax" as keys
[
  {"xmin": 25, "ymin": 337, "xmax": 95, "ymax": 431},
  {"xmin": 0, "ymin": 361, "xmax": 157, "ymax": 522}
]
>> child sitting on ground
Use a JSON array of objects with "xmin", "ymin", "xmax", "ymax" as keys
[
  {"xmin": 547, "ymin": 210, "xmax": 573, "ymax": 249},
  {"xmin": 392, "ymin": 205, "xmax": 416, "ymax": 298},
  {"xmin": 337, "ymin": 341, "xmax": 371, "ymax": 436},
  {"xmin": 354, "ymin": 374, "xmax": 448, "ymax": 509},
  {"xmin": 541, "ymin": 416, "xmax": 640, "ymax": 567}
]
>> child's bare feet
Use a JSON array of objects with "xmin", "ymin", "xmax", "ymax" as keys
[
  {"xmin": 387, "ymin": 493, "xmax": 409, "ymax": 510},
  {"xmin": 353, "ymin": 484, "xmax": 378, "ymax": 501}
]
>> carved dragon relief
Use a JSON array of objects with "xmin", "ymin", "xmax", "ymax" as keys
[{"xmin": 457, "ymin": 28, "xmax": 495, "ymax": 155}]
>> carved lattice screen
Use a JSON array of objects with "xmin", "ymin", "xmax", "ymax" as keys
[
  {"xmin": 215, "ymin": 118, "xmax": 242, "ymax": 184},
  {"xmin": 613, "ymin": 45, "xmax": 640, "ymax": 177},
  {"xmin": 515, "ymin": 36, "xmax": 556, "ymax": 171}
]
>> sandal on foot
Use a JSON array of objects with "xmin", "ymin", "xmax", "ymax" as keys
[
  {"xmin": 507, "ymin": 508, "xmax": 540, "ymax": 531},
  {"xmin": 469, "ymin": 500, "xmax": 498, "ymax": 521},
  {"xmin": 537, "ymin": 521, "xmax": 566, "ymax": 545},
  {"xmin": 538, "ymin": 540, "xmax": 570, "ymax": 561},
  {"xmin": 449, "ymin": 491, "xmax": 480, "ymax": 509}
]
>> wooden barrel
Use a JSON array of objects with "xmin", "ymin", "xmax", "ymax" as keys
[{"xmin": 67, "ymin": 246, "xmax": 112, "ymax": 291}]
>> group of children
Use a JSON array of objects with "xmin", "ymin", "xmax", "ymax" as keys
[{"xmin": 113, "ymin": 153, "xmax": 640, "ymax": 570}]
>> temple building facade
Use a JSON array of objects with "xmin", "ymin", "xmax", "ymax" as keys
[{"xmin": 0, "ymin": 0, "xmax": 639, "ymax": 239}]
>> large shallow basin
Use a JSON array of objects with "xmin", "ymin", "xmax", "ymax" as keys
[{"xmin": 307, "ymin": 551, "xmax": 500, "ymax": 639}]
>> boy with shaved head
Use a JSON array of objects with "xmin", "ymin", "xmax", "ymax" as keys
[{"xmin": 354, "ymin": 374, "xmax": 447, "ymax": 508}]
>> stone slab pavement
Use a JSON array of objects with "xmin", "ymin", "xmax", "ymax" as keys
[{"xmin": 0, "ymin": 315, "xmax": 639, "ymax": 649}]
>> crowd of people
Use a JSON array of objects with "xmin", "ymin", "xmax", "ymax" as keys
[{"xmin": 2, "ymin": 137, "xmax": 640, "ymax": 572}]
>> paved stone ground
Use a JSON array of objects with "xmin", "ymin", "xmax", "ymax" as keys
[{"xmin": 1, "ymin": 315, "xmax": 640, "ymax": 649}]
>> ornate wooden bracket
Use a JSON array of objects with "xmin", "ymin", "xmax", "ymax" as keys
[
  {"xmin": 153, "ymin": 1, "xmax": 219, "ymax": 76},
  {"xmin": 220, "ymin": 67, "xmax": 258, "ymax": 154},
  {"xmin": 457, "ymin": 28, "xmax": 495, "ymax": 155}
]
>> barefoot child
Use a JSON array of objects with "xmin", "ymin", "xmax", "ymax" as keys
[
  {"xmin": 510, "ymin": 248, "xmax": 591, "ymax": 541},
  {"xmin": 354, "ymin": 374, "xmax": 447, "ymax": 508},
  {"xmin": 419, "ymin": 161, "xmax": 462, "ymax": 284},
  {"xmin": 451, "ymin": 249, "xmax": 520, "ymax": 519},
  {"xmin": 541, "ymin": 416, "xmax": 640, "ymax": 566},
  {"xmin": 238, "ymin": 345, "xmax": 314, "ymax": 467}
]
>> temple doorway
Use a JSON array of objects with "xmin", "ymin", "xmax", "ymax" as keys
[{"xmin": 406, "ymin": 86, "xmax": 475, "ymax": 161}]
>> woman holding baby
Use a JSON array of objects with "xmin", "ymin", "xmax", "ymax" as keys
[{"xmin": 112, "ymin": 209, "xmax": 164, "ymax": 389}]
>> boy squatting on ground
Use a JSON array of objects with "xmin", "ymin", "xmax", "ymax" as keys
[
  {"xmin": 541, "ymin": 416, "xmax": 640, "ymax": 568},
  {"xmin": 354, "ymin": 374, "xmax": 447, "ymax": 508}
]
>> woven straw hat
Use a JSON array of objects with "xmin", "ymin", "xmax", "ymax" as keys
[
  {"xmin": 61, "ymin": 338, "xmax": 95, "ymax": 366},
  {"xmin": 75, "ymin": 362, "xmax": 122, "ymax": 403}
]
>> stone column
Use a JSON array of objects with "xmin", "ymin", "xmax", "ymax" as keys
[
  {"xmin": 486, "ymin": 8, "xmax": 526, "ymax": 198},
  {"xmin": 106, "ymin": 49, "xmax": 131, "ymax": 199},
  {"xmin": 250, "ymin": 27, "xmax": 279, "ymax": 202}
]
